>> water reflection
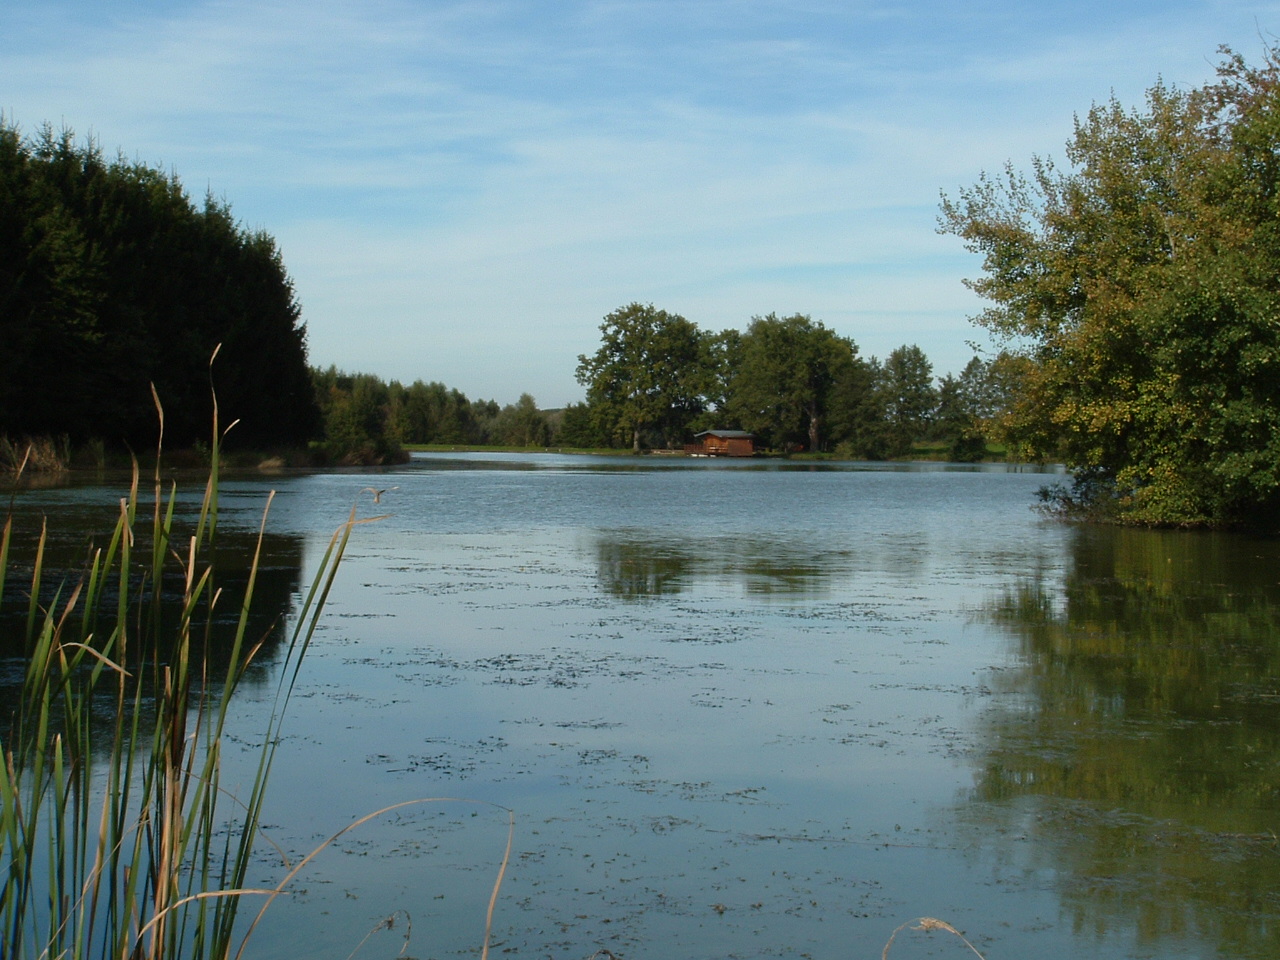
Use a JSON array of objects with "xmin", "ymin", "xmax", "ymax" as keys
[
  {"xmin": 971, "ymin": 525, "xmax": 1280, "ymax": 958},
  {"xmin": 592, "ymin": 531, "xmax": 846, "ymax": 598},
  {"xmin": 0, "ymin": 497, "xmax": 307, "ymax": 731}
]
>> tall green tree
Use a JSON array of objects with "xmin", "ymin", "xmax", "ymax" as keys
[
  {"xmin": 0, "ymin": 122, "xmax": 317, "ymax": 448},
  {"xmin": 730, "ymin": 314, "xmax": 858, "ymax": 452},
  {"xmin": 877, "ymin": 344, "xmax": 937, "ymax": 458},
  {"xmin": 383, "ymin": 379, "xmax": 481, "ymax": 444},
  {"xmin": 825, "ymin": 354, "xmax": 883, "ymax": 458},
  {"xmin": 934, "ymin": 358, "xmax": 989, "ymax": 461},
  {"xmin": 940, "ymin": 46, "xmax": 1280, "ymax": 527},
  {"xmin": 0, "ymin": 125, "xmax": 103, "ymax": 438},
  {"xmin": 692, "ymin": 328, "xmax": 743, "ymax": 427},
  {"xmin": 575, "ymin": 303, "xmax": 705, "ymax": 451},
  {"xmin": 555, "ymin": 401, "xmax": 609, "ymax": 448},
  {"xmin": 492, "ymin": 394, "xmax": 551, "ymax": 447},
  {"xmin": 311, "ymin": 366, "xmax": 405, "ymax": 463}
]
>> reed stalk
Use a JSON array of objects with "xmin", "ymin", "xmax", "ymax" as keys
[{"xmin": 0, "ymin": 372, "xmax": 360, "ymax": 960}]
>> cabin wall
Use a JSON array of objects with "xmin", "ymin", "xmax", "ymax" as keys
[{"xmin": 684, "ymin": 435, "xmax": 756, "ymax": 457}]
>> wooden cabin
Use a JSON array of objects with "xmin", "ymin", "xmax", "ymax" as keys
[{"xmin": 684, "ymin": 430, "xmax": 757, "ymax": 457}]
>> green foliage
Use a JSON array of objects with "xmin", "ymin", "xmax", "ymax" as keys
[
  {"xmin": 875, "ymin": 344, "xmax": 938, "ymax": 458},
  {"xmin": 0, "ymin": 121, "xmax": 317, "ymax": 450},
  {"xmin": 491, "ymin": 394, "xmax": 551, "ymax": 447},
  {"xmin": 388, "ymin": 380, "xmax": 494, "ymax": 447},
  {"xmin": 310, "ymin": 366, "xmax": 407, "ymax": 464},
  {"xmin": 825, "ymin": 356, "xmax": 887, "ymax": 459},
  {"xmin": 725, "ymin": 314, "xmax": 861, "ymax": 452},
  {"xmin": 572, "ymin": 303, "xmax": 1001, "ymax": 458},
  {"xmin": 940, "ymin": 46, "xmax": 1280, "ymax": 526},
  {"xmin": 575, "ymin": 303, "xmax": 706, "ymax": 452},
  {"xmin": 932, "ymin": 356, "xmax": 1016, "ymax": 461},
  {"xmin": 553, "ymin": 402, "xmax": 610, "ymax": 449},
  {"xmin": 311, "ymin": 368, "xmax": 560, "ymax": 455}
]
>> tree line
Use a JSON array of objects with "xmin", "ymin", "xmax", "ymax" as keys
[
  {"xmin": 310, "ymin": 367, "xmax": 555, "ymax": 461},
  {"xmin": 0, "ymin": 121, "xmax": 316, "ymax": 450},
  {"xmin": 16, "ymin": 34, "xmax": 1280, "ymax": 533},
  {"xmin": 312, "ymin": 318, "xmax": 1018, "ymax": 462},
  {"xmin": 573, "ymin": 303, "xmax": 1018, "ymax": 458},
  {"xmin": 2, "ymin": 116, "xmax": 1002, "ymax": 466},
  {"xmin": 3, "ymin": 118, "xmax": 1004, "ymax": 466}
]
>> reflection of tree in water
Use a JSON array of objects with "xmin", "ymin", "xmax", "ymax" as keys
[
  {"xmin": 970, "ymin": 525, "xmax": 1280, "ymax": 958},
  {"xmin": 0, "ymin": 504, "xmax": 305, "ymax": 743},
  {"xmin": 592, "ymin": 532, "xmax": 839, "ymax": 599}
]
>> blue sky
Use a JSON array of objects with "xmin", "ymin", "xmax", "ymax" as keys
[{"xmin": 5, "ymin": 1, "xmax": 1280, "ymax": 406}]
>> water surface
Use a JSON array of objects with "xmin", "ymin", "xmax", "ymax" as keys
[{"xmin": 6, "ymin": 453, "xmax": 1278, "ymax": 959}]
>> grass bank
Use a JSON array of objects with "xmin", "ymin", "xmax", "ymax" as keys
[
  {"xmin": 406, "ymin": 442, "xmax": 1016, "ymax": 462},
  {"xmin": 404, "ymin": 443, "xmax": 637, "ymax": 456}
]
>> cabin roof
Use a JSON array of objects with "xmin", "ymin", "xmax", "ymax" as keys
[{"xmin": 694, "ymin": 430, "xmax": 755, "ymax": 439}]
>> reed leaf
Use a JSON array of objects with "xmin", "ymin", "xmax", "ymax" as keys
[{"xmin": 0, "ymin": 366, "xmax": 361, "ymax": 960}]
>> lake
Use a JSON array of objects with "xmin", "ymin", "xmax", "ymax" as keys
[{"xmin": 5, "ymin": 452, "xmax": 1280, "ymax": 960}]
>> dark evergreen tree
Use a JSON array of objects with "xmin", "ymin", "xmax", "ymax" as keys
[{"xmin": 0, "ymin": 122, "xmax": 318, "ymax": 448}]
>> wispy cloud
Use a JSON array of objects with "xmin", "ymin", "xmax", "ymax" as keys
[{"xmin": 5, "ymin": 0, "xmax": 1279, "ymax": 402}]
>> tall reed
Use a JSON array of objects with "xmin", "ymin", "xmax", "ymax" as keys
[
  {"xmin": 0, "ymin": 436, "xmax": 71, "ymax": 477},
  {"xmin": 0, "ymin": 384, "xmax": 360, "ymax": 960}
]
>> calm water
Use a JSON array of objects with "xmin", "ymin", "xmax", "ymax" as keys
[{"xmin": 5, "ymin": 453, "xmax": 1280, "ymax": 960}]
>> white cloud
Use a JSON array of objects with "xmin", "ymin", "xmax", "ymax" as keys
[{"xmin": 6, "ymin": 0, "xmax": 1280, "ymax": 404}]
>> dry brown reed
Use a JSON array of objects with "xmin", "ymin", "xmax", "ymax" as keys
[
  {"xmin": 0, "ymin": 435, "xmax": 70, "ymax": 476},
  {"xmin": 881, "ymin": 917, "xmax": 988, "ymax": 959}
]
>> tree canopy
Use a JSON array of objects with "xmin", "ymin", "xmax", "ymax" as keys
[
  {"xmin": 876, "ymin": 344, "xmax": 937, "ymax": 458},
  {"xmin": 940, "ymin": 46, "xmax": 1280, "ymax": 527},
  {"xmin": 309, "ymin": 367, "xmax": 571, "ymax": 462},
  {"xmin": 575, "ymin": 303, "xmax": 705, "ymax": 452},
  {"xmin": 572, "ymin": 303, "xmax": 993, "ymax": 457},
  {"xmin": 0, "ymin": 122, "xmax": 316, "ymax": 449},
  {"xmin": 727, "ymin": 313, "xmax": 858, "ymax": 452}
]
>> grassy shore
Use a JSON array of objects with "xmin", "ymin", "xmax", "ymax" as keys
[
  {"xmin": 2, "ymin": 436, "xmax": 1016, "ymax": 492},
  {"xmin": 406, "ymin": 441, "xmax": 1014, "ymax": 461}
]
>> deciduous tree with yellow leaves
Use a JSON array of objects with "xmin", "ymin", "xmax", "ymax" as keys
[{"xmin": 941, "ymin": 46, "xmax": 1280, "ymax": 527}]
